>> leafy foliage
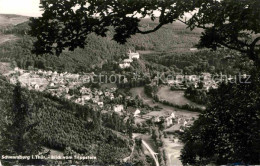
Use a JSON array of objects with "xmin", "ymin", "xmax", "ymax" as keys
[
  {"xmin": 184, "ymin": 0, "xmax": 260, "ymax": 65},
  {"xmin": 180, "ymin": 70, "xmax": 260, "ymax": 165},
  {"xmin": 184, "ymin": 86, "xmax": 207, "ymax": 105},
  {"xmin": 29, "ymin": 0, "xmax": 202, "ymax": 55}
]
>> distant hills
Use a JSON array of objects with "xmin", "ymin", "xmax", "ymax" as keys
[
  {"xmin": 0, "ymin": 14, "xmax": 29, "ymax": 45},
  {"xmin": 0, "ymin": 14, "xmax": 203, "ymax": 73},
  {"xmin": 0, "ymin": 14, "xmax": 29, "ymax": 27},
  {"xmin": 0, "ymin": 14, "xmax": 246, "ymax": 75}
]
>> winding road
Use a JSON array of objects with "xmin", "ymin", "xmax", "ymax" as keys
[
  {"xmin": 123, "ymin": 133, "xmax": 160, "ymax": 166},
  {"xmin": 142, "ymin": 140, "xmax": 160, "ymax": 166}
]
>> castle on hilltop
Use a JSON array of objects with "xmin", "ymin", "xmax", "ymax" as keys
[
  {"xmin": 119, "ymin": 49, "xmax": 140, "ymax": 69},
  {"xmin": 128, "ymin": 49, "xmax": 140, "ymax": 59}
]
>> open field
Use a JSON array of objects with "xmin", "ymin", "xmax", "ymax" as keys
[
  {"xmin": 130, "ymin": 87, "xmax": 199, "ymax": 118},
  {"xmin": 157, "ymin": 86, "xmax": 205, "ymax": 109}
]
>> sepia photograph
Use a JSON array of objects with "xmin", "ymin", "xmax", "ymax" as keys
[{"xmin": 0, "ymin": 0, "xmax": 259, "ymax": 165}]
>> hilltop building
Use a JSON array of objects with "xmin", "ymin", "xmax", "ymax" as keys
[
  {"xmin": 128, "ymin": 49, "xmax": 140, "ymax": 59},
  {"xmin": 119, "ymin": 50, "xmax": 140, "ymax": 69}
]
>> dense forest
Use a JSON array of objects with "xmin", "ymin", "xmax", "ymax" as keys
[
  {"xmin": 0, "ymin": 76, "xmax": 132, "ymax": 164},
  {"xmin": 142, "ymin": 50, "xmax": 252, "ymax": 75},
  {"xmin": 0, "ymin": 15, "xmax": 250, "ymax": 76},
  {"xmin": 0, "ymin": 16, "xmax": 226, "ymax": 75}
]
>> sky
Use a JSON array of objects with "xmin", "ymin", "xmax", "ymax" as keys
[
  {"xmin": 0, "ymin": 0, "xmax": 193, "ymax": 18},
  {"xmin": 0, "ymin": 0, "xmax": 42, "ymax": 17}
]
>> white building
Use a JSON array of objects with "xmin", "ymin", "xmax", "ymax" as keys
[
  {"xmin": 65, "ymin": 94, "xmax": 73, "ymax": 100},
  {"xmin": 170, "ymin": 112, "xmax": 175, "ymax": 119},
  {"xmin": 75, "ymin": 98, "xmax": 82, "ymax": 104},
  {"xmin": 98, "ymin": 102, "xmax": 104, "ymax": 108},
  {"xmin": 113, "ymin": 105, "xmax": 124, "ymax": 113},
  {"xmin": 50, "ymin": 83, "xmax": 55, "ymax": 87},
  {"xmin": 134, "ymin": 109, "xmax": 141, "ymax": 117},
  {"xmin": 128, "ymin": 50, "xmax": 140, "ymax": 59},
  {"xmin": 34, "ymin": 84, "xmax": 40, "ymax": 90},
  {"xmin": 165, "ymin": 117, "xmax": 173, "ymax": 127},
  {"xmin": 165, "ymin": 112, "xmax": 176, "ymax": 127},
  {"xmin": 82, "ymin": 95, "xmax": 91, "ymax": 101},
  {"xmin": 154, "ymin": 117, "xmax": 161, "ymax": 123},
  {"xmin": 119, "ymin": 58, "xmax": 133, "ymax": 69},
  {"xmin": 119, "ymin": 63, "xmax": 131, "ymax": 69},
  {"xmin": 119, "ymin": 50, "xmax": 140, "ymax": 68},
  {"xmin": 80, "ymin": 87, "xmax": 91, "ymax": 94},
  {"xmin": 47, "ymin": 71, "xmax": 53, "ymax": 76},
  {"xmin": 184, "ymin": 120, "xmax": 188, "ymax": 127},
  {"xmin": 124, "ymin": 58, "xmax": 133, "ymax": 63},
  {"xmin": 190, "ymin": 48, "xmax": 198, "ymax": 51}
]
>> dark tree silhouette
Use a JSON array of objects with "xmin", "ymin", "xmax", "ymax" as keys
[
  {"xmin": 179, "ymin": 0, "xmax": 260, "ymax": 66},
  {"xmin": 29, "ymin": 0, "xmax": 201, "ymax": 55},
  {"xmin": 180, "ymin": 73, "xmax": 260, "ymax": 165},
  {"xmin": 30, "ymin": 0, "xmax": 260, "ymax": 67},
  {"xmin": 27, "ymin": 0, "xmax": 260, "ymax": 165}
]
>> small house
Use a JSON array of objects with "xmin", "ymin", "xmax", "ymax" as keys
[{"xmin": 113, "ymin": 105, "xmax": 124, "ymax": 113}]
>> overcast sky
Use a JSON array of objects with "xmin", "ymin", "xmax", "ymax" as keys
[
  {"xmin": 0, "ymin": 0, "xmax": 42, "ymax": 17},
  {"xmin": 0, "ymin": 0, "xmax": 193, "ymax": 19}
]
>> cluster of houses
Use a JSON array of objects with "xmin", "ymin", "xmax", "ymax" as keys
[
  {"xmin": 72, "ymin": 86, "xmax": 117, "ymax": 108},
  {"xmin": 165, "ymin": 72, "xmax": 248, "ymax": 92},
  {"xmin": 164, "ymin": 72, "xmax": 219, "ymax": 91},
  {"xmin": 113, "ymin": 105, "xmax": 141, "ymax": 117},
  {"xmin": 153, "ymin": 112, "xmax": 194, "ymax": 131},
  {"xmin": 119, "ymin": 50, "xmax": 140, "ymax": 69},
  {"xmin": 8, "ymin": 67, "xmax": 145, "ymax": 117},
  {"xmin": 8, "ymin": 67, "xmax": 119, "ymax": 109}
]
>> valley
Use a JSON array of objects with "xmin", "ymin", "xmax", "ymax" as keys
[{"xmin": 0, "ymin": 13, "xmax": 250, "ymax": 166}]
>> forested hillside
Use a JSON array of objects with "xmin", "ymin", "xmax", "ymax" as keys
[
  {"xmin": 0, "ymin": 14, "xmax": 28, "ymax": 27},
  {"xmin": 0, "ymin": 15, "xmax": 249, "ymax": 75},
  {"xmin": 0, "ymin": 76, "xmax": 131, "ymax": 164},
  {"xmin": 0, "ymin": 15, "xmax": 203, "ymax": 73},
  {"xmin": 142, "ymin": 50, "xmax": 251, "ymax": 75}
]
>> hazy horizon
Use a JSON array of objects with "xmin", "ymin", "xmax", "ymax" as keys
[{"xmin": 0, "ymin": 0, "xmax": 42, "ymax": 17}]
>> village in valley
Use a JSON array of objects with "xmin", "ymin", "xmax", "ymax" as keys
[
  {"xmin": 3, "ymin": 51, "xmax": 202, "ymax": 121},
  {"xmin": 4, "ymin": 50, "xmax": 232, "ymax": 135},
  {"xmin": 1, "ymin": 47, "xmax": 248, "ymax": 166},
  {"xmin": 0, "ymin": 1, "xmax": 258, "ymax": 163}
]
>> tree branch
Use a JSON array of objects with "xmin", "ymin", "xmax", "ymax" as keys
[
  {"xmin": 136, "ymin": 7, "xmax": 167, "ymax": 34},
  {"xmin": 136, "ymin": 22, "xmax": 165, "ymax": 34},
  {"xmin": 177, "ymin": 18, "xmax": 210, "ymax": 30},
  {"xmin": 251, "ymin": 37, "xmax": 260, "ymax": 48},
  {"xmin": 218, "ymin": 41, "xmax": 248, "ymax": 54}
]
